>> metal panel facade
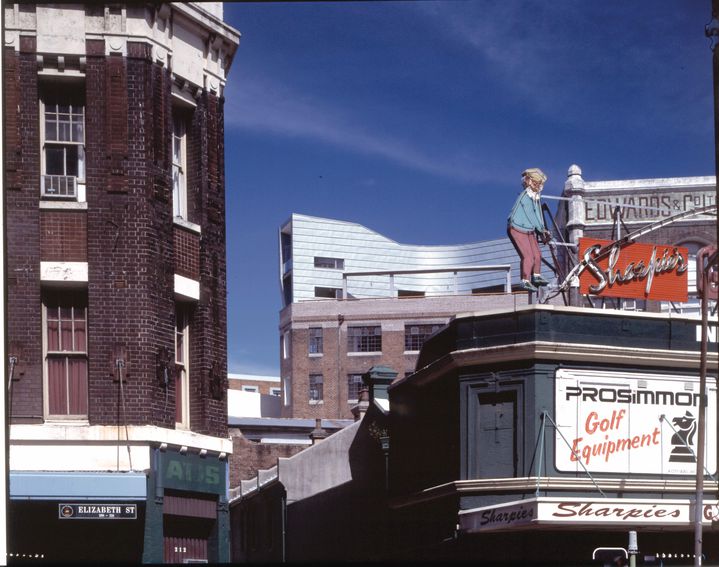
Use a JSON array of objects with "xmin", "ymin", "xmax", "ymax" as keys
[{"xmin": 281, "ymin": 213, "xmax": 542, "ymax": 302}]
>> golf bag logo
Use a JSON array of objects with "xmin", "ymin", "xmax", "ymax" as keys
[{"xmin": 668, "ymin": 411, "xmax": 697, "ymax": 463}]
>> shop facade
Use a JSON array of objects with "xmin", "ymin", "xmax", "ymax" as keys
[{"xmin": 388, "ymin": 305, "xmax": 718, "ymax": 563}]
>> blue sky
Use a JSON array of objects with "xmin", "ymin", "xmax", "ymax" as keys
[{"xmin": 222, "ymin": 1, "xmax": 715, "ymax": 376}]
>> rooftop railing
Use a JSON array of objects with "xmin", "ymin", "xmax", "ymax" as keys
[{"xmin": 341, "ymin": 265, "xmax": 513, "ymax": 298}]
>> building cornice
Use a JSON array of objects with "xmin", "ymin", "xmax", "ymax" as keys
[
  {"xmin": 10, "ymin": 424, "xmax": 233, "ymax": 454},
  {"xmin": 390, "ymin": 476, "xmax": 719, "ymax": 509},
  {"xmin": 396, "ymin": 340, "xmax": 717, "ymax": 390}
]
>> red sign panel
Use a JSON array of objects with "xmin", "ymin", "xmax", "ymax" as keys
[{"xmin": 578, "ymin": 238, "xmax": 688, "ymax": 302}]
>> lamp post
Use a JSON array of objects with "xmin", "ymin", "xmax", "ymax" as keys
[{"xmin": 697, "ymin": 2, "xmax": 719, "ymax": 565}]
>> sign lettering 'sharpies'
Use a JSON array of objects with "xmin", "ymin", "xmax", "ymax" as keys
[
  {"xmin": 577, "ymin": 238, "xmax": 688, "ymax": 302},
  {"xmin": 555, "ymin": 369, "xmax": 717, "ymax": 475},
  {"xmin": 459, "ymin": 498, "xmax": 719, "ymax": 533}
]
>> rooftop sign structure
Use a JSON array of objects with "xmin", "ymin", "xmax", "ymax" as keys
[{"xmin": 577, "ymin": 238, "xmax": 689, "ymax": 302}]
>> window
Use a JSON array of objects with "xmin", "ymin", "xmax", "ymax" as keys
[
  {"xmin": 40, "ymin": 85, "xmax": 85, "ymax": 200},
  {"xmin": 314, "ymin": 286, "xmax": 342, "ymax": 299},
  {"xmin": 44, "ymin": 290, "xmax": 88, "ymax": 418},
  {"xmin": 172, "ymin": 110, "xmax": 189, "ymax": 220},
  {"xmin": 404, "ymin": 324, "xmax": 443, "ymax": 351},
  {"xmin": 281, "ymin": 331, "xmax": 290, "ymax": 359},
  {"xmin": 309, "ymin": 374, "xmax": 323, "ymax": 402},
  {"xmin": 270, "ymin": 387, "xmax": 281, "ymax": 397},
  {"xmin": 314, "ymin": 256, "xmax": 344, "ymax": 270},
  {"xmin": 398, "ymin": 290, "xmax": 425, "ymax": 298},
  {"xmin": 175, "ymin": 304, "xmax": 190, "ymax": 428},
  {"xmin": 241, "ymin": 385, "xmax": 259, "ymax": 393},
  {"xmin": 283, "ymin": 377, "xmax": 291, "ymax": 406},
  {"xmin": 348, "ymin": 325, "xmax": 381, "ymax": 353},
  {"xmin": 309, "ymin": 327, "xmax": 323, "ymax": 354},
  {"xmin": 347, "ymin": 373, "xmax": 364, "ymax": 402}
]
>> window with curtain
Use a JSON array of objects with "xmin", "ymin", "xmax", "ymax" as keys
[{"xmin": 44, "ymin": 290, "xmax": 88, "ymax": 418}]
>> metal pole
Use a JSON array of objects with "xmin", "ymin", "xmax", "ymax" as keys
[
  {"xmin": 628, "ymin": 531, "xmax": 638, "ymax": 567},
  {"xmin": 699, "ymin": 2, "xmax": 719, "ymax": 564},
  {"xmin": 694, "ymin": 268, "xmax": 709, "ymax": 567}
]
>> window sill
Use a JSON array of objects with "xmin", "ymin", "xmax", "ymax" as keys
[
  {"xmin": 309, "ymin": 400, "xmax": 324, "ymax": 405},
  {"xmin": 40, "ymin": 201, "xmax": 88, "ymax": 211},
  {"xmin": 347, "ymin": 351, "xmax": 382, "ymax": 357},
  {"xmin": 173, "ymin": 217, "xmax": 202, "ymax": 234},
  {"xmin": 308, "ymin": 353, "xmax": 323, "ymax": 358},
  {"xmin": 43, "ymin": 418, "xmax": 90, "ymax": 425},
  {"xmin": 403, "ymin": 350, "xmax": 420, "ymax": 355}
]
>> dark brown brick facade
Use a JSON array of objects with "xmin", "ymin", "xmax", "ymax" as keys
[
  {"xmin": 5, "ymin": 45, "xmax": 43, "ymax": 422},
  {"xmin": 174, "ymin": 226, "xmax": 200, "ymax": 280},
  {"xmin": 4, "ymin": 40, "xmax": 228, "ymax": 437},
  {"xmin": 40, "ymin": 211, "xmax": 87, "ymax": 261}
]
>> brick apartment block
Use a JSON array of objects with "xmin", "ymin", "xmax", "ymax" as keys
[{"xmin": 4, "ymin": 3, "xmax": 238, "ymax": 563}]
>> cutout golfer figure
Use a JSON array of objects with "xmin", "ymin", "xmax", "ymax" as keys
[{"xmin": 507, "ymin": 168, "xmax": 552, "ymax": 292}]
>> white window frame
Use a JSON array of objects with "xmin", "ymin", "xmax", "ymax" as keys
[
  {"xmin": 347, "ymin": 373, "xmax": 364, "ymax": 404},
  {"xmin": 282, "ymin": 331, "xmax": 290, "ymax": 359},
  {"xmin": 283, "ymin": 376, "xmax": 292, "ymax": 406},
  {"xmin": 175, "ymin": 304, "xmax": 190, "ymax": 429},
  {"xmin": 270, "ymin": 387, "xmax": 281, "ymax": 397},
  {"xmin": 172, "ymin": 111, "xmax": 188, "ymax": 220},
  {"xmin": 309, "ymin": 374, "xmax": 323, "ymax": 403},
  {"xmin": 347, "ymin": 325, "xmax": 382, "ymax": 353},
  {"xmin": 308, "ymin": 327, "xmax": 323, "ymax": 355},
  {"xmin": 39, "ymin": 85, "xmax": 86, "ymax": 202}
]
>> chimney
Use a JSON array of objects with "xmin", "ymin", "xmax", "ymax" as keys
[
  {"xmin": 350, "ymin": 386, "xmax": 370, "ymax": 421},
  {"xmin": 309, "ymin": 418, "xmax": 329, "ymax": 444}
]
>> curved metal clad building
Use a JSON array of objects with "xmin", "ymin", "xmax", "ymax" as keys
[{"xmin": 279, "ymin": 213, "xmax": 541, "ymax": 304}]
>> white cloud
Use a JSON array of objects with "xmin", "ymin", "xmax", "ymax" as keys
[{"xmin": 224, "ymin": 78, "xmax": 498, "ymax": 185}]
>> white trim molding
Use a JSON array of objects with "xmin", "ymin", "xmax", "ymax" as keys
[
  {"xmin": 40, "ymin": 261, "xmax": 88, "ymax": 283},
  {"xmin": 174, "ymin": 274, "xmax": 200, "ymax": 301}
]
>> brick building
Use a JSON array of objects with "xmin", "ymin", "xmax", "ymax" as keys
[{"xmin": 4, "ymin": 3, "xmax": 238, "ymax": 563}]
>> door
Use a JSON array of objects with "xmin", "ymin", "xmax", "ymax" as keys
[{"xmin": 477, "ymin": 390, "xmax": 518, "ymax": 478}]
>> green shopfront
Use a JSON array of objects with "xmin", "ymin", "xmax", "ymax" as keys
[
  {"xmin": 143, "ymin": 447, "xmax": 229, "ymax": 563},
  {"xmin": 388, "ymin": 305, "xmax": 719, "ymax": 564}
]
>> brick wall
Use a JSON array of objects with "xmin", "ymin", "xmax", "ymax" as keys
[
  {"xmin": 285, "ymin": 325, "xmax": 419, "ymax": 420},
  {"xmin": 230, "ymin": 434, "xmax": 305, "ymax": 485},
  {"xmin": 6, "ymin": 37, "xmax": 228, "ymax": 437},
  {"xmin": 40, "ymin": 211, "xmax": 87, "ymax": 261},
  {"xmin": 5, "ymin": 42, "xmax": 44, "ymax": 422},
  {"xmin": 186, "ymin": 91, "xmax": 228, "ymax": 437},
  {"xmin": 174, "ymin": 226, "xmax": 200, "ymax": 280}
]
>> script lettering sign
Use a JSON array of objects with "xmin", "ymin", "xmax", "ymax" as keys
[
  {"xmin": 459, "ymin": 497, "xmax": 719, "ymax": 533},
  {"xmin": 577, "ymin": 238, "xmax": 688, "ymax": 302}
]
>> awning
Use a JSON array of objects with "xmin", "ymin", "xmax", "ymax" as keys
[
  {"xmin": 10, "ymin": 472, "xmax": 147, "ymax": 501},
  {"xmin": 459, "ymin": 497, "xmax": 719, "ymax": 533}
]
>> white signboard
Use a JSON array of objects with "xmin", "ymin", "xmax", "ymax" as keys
[
  {"xmin": 555, "ymin": 369, "xmax": 717, "ymax": 475},
  {"xmin": 459, "ymin": 497, "xmax": 719, "ymax": 533},
  {"xmin": 583, "ymin": 190, "xmax": 716, "ymax": 225}
]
